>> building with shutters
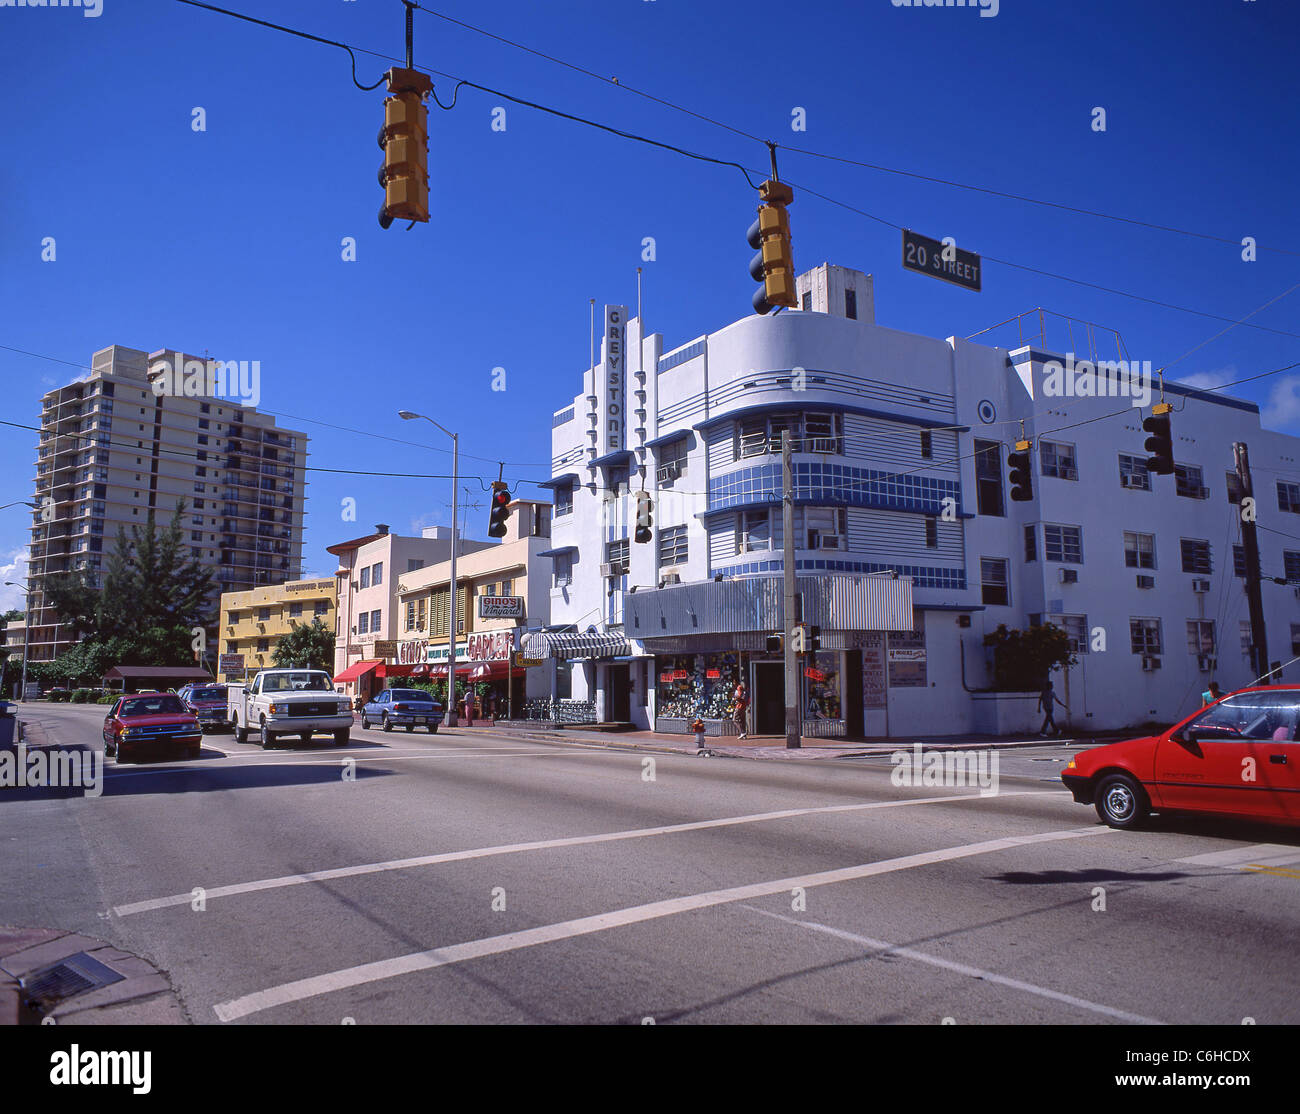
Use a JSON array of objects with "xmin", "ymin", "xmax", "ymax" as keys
[{"xmin": 539, "ymin": 263, "xmax": 1300, "ymax": 736}]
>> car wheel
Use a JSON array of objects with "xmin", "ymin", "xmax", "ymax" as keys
[
  {"xmin": 116, "ymin": 743, "xmax": 131, "ymax": 765},
  {"xmin": 1094, "ymin": 773, "xmax": 1149, "ymax": 830},
  {"xmin": 234, "ymin": 715, "xmax": 248, "ymax": 744},
  {"xmin": 260, "ymin": 720, "xmax": 275, "ymax": 749},
  {"xmin": 428, "ymin": 724, "xmax": 438, "ymax": 734},
  {"xmin": 334, "ymin": 730, "xmax": 349, "ymax": 746},
  {"xmin": 188, "ymin": 745, "xmax": 201, "ymax": 760},
  {"xmin": 382, "ymin": 714, "xmax": 392, "ymax": 733},
  {"xmin": 361, "ymin": 713, "xmax": 370, "ymax": 729},
  {"xmin": 406, "ymin": 724, "xmax": 414, "ymax": 733}
]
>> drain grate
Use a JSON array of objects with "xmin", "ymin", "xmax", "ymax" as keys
[{"xmin": 18, "ymin": 951, "xmax": 125, "ymax": 1012}]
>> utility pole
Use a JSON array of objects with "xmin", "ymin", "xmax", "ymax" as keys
[
  {"xmin": 1235, "ymin": 442, "xmax": 1270, "ymax": 681},
  {"xmin": 782, "ymin": 430, "xmax": 801, "ymax": 749}
]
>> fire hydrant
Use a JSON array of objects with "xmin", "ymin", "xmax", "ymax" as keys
[{"xmin": 692, "ymin": 717, "xmax": 706, "ymax": 751}]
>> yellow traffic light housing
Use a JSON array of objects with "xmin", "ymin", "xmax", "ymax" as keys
[
  {"xmin": 748, "ymin": 179, "xmax": 796, "ymax": 314},
  {"xmin": 379, "ymin": 67, "xmax": 432, "ymax": 227}
]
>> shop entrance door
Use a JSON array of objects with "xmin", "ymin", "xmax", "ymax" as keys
[
  {"xmin": 752, "ymin": 661, "xmax": 786, "ymax": 735},
  {"xmin": 605, "ymin": 664, "xmax": 630, "ymax": 722}
]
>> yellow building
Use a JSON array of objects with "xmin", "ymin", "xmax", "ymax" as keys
[{"xmin": 218, "ymin": 577, "xmax": 337, "ymax": 681}]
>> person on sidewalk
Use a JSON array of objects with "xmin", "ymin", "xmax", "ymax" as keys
[
  {"xmin": 1038, "ymin": 676, "xmax": 1065, "ymax": 737},
  {"xmin": 732, "ymin": 680, "xmax": 750, "ymax": 739},
  {"xmin": 1201, "ymin": 680, "xmax": 1222, "ymax": 706},
  {"xmin": 461, "ymin": 691, "xmax": 474, "ymax": 727}
]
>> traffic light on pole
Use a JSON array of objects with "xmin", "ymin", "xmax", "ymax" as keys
[
  {"xmin": 1007, "ymin": 439, "xmax": 1034, "ymax": 502},
  {"xmin": 748, "ymin": 179, "xmax": 796, "ymax": 315},
  {"xmin": 488, "ymin": 482, "xmax": 512, "ymax": 538},
  {"xmin": 1143, "ymin": 403, "xmax": 1174, "ymax": 475},
  {"xmin": 634, "ymin": 491, "xmax": 654, "ymax": 544},
  {"xmin": 378, "ymin": 67, "xmax": 433, "ymax": 228}
]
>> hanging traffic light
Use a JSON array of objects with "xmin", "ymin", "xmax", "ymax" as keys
[
  {"xmin": 634, "ymin": 491, "xmax": 654, "ymax": 544},
  {"xmin": 1007, "ymin": 439, "xmax": 1034, "ymax": 502},
  {"xmin": 488, "ymin": 482, "xmax": 512, "ymax": 538},
  {"xmin": 378, "ymin": 67, "xmax": 433, "ymax": 228},
  {"xmin": 1143, "ymin": 403, "xmax": 1174, "ymax": 475},
  {"xmin": 748, "ymin": 179, "xmax": 796, "ymax": 315}
]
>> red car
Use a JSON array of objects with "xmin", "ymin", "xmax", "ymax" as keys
[
  {"xmin": 103, "ymin": 693, "xmax": 203, "ymax": 764},
  {"xmin": 1063, "ymin": 685, "xmax": 1300, "ymax": 829}
]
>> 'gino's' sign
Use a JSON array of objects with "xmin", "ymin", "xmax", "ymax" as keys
[{"xmin": 601, "ymin": 305, "xmax": 628, "ymax": 454}]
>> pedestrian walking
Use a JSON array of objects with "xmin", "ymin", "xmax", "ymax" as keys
[
  {"xmin": 1038, "ymin": 676, "xmax": 1065, "ymax": 737},
  {"xmin": 1201, "ymin": 680, "xmax": 1222, "ymax": 706},
  {"xmin": 732, "ymin": 680, "xmax": 750, "ymax": 739},
  {"xmin": 462, "ymin": 690, "xmax": 474, "ymax": 727}
]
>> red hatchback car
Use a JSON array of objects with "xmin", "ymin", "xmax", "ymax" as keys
[
  {"xmin": 1063, "ymin": 686, "xmax": 1300, "ymax": 829},
  {"xmin": 103, "ymin": 693, "xmax": 203, "ymax": 764}
]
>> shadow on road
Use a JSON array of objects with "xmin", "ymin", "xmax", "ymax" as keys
[{"xmin": 989, "ymin": 867, "xmax": 1190, "ymax": 885}]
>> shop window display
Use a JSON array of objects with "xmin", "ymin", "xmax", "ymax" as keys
[
  {"xmin": 804, "ymin": 652, "xmax": 841, "ymax": 720},
  {"xmin": 702, "ymin": 652, "xmax": 740, "ymax": 719},
  {"xmin": 656, "ymin": 655, "xmax": 700, "ymax": 719}
]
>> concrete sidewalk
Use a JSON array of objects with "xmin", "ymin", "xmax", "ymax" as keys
[{"xmin": 449, "ymin": 720, "xmax": 1099, "ymax": 761}]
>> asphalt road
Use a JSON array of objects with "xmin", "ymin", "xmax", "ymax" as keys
[{"xmin": 4, "ymin": 701, "xmax": 1300, "ymax": 1025}]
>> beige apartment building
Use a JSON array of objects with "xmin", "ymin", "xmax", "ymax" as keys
[
  {"xmin": 217, "ymin": 577, "xmax": 337, "ymax": 681},
  {"xmin": 25, "ymin": 345, "xmax": 308, "ymax": 663}
]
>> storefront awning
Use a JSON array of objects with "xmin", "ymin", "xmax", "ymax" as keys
[
  {"xmin": 333, "ymin": 659, "xmax": 381, "ymax": 684},
  {"xmin": 375, "ymin": 663, "xmax": 417, "ymax": 679},
  {"xmin": 521, "ymin": 630, "xmax": 630, "ymax": 660},
  {"xmin": 467, "ymin": 661, "xmax": 527, "ymax": 681},
  {"xmin": 537, "ymin": 544, "xmax": 578, "ymax": 559}
]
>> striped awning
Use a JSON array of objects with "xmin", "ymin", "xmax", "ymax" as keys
[{"xmin": 521, "ymin": 631, "xmax": 630, "ymax": 660}]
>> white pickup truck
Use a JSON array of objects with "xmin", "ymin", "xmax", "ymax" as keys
[{"xmin": 228, "ymin": 668, "xmax": 353, "ymax": 748}]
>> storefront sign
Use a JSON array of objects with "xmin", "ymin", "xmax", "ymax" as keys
[
  {"xmin": 600, "ymin": 304, "xmax": 628, "ymax": 454},
  {"xmin": 888, "ymin": 612, "xmax": 928, "ymax": 688},
  {"xmin": 672, "ymin": 669, "xmax": 689, "ymax": 680},
  {"xmin": 372, "ymin": 640, "xmax": 397, "ymax": 659},
  {"xmin": 861, "ymin": 632, "xmax": 887, "ymax": 710},
  {"xmin": 398, "ymin": 640, "xmax": 427, "ymax": 665},
  {"xmin": 803, "ymin": 667, "xmax": 826, "ymax": 682},
  {"xmin": 513, "ymin": 652, "xmax": 545, "ymax": 668},
  {"xmin": 478, "ymin": 596, "xmax": 524, "ymax": 620},
  {"xmin": 465, "ymin": 630, "xmax": 515, "ymax": 663},
  {"xmin": 219, "ymin": 653, "xmax": 244, "ymax": 674},
  {"xmin": 705, "ymin": 669, "xmax": 721, "ymax": 679}
]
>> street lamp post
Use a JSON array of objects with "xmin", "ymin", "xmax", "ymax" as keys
[
  {"xmin": 399, "ymin": 410, "xmax": 459, "ymax": 726},
  {"xmin": 4, "ymin": 580, "xmax": 32, "ymax": 702}
]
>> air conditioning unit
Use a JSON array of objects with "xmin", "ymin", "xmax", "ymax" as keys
[
  {"xmin": 1192, "ymin": 579, "xmax": 1211, "ymax": 593},
  {"xmin": 1142, "ymin": 655, "xmax": 1162, "ymax": 671},
  {"xmin": 1136, "ymin": 575, "xmax": 1155, "ymax": 589},
  {"xmin": 1059, "ymin": 568, "xmax": 1078, "ymax": 584},
  {"xmin": 816, "ymin": 534, "xmax": 844, "ymax": 550},
  {"xmin": 656, "ymin": 462, "xmax": 681, "ymax": 484},
  {"xmin": 660, "ymin": 570, "xmax": 681, "ymax": 586},
  {"xmin": 1198, "ymin": 487, "xmax": 1210, "ymax": 499},
  {"xmin": 1197, "ymin": 654, "xmax": 1216, "ymax": 672},
  {"xmin": 599, "ymin": 562, "xmax": 615, "ymax": 578}
]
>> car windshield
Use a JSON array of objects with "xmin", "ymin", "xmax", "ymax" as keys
[
  {"xmin": 190, "ymin": 686, "xmax": 227, "ymax": 701},
  {"xmin": 388, "ymin": 690, "xmax": 435, "ymax": 703},
  {"xmin": 1187, "ymin": 691, "xmax": 1300, "ymax": 740},
  {"xmin": 121, "ymin": 695, "xmax": 188, "ymax": 716},
  {"xmin": 262, "ymin": 673, "xmax": 332, "ymax": 692}
]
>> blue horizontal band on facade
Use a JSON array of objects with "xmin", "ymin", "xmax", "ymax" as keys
[
  {"xmin": 717, "ymin": 559, "xmax": 967, "ymax": 590},
  {"xmin": 1005, "ymin": 349, "xmax": 1259, "ymax": 415},
  {"xmin": 539, "ymin": 471, "xmax": 580, "ymax": 490},
  {"xmin": 657, "ymin": 339, "xmax": 706, "ymax": 374},
  {"xmin": 590, "ymin": 449, "xmax": 636, "ymax": 468},
  {"xmin": 707, "ymin": 461, "xmax": 962, "ymax": 516},
  {"xmin": 645, "ymin": 428, "xmax": 693, "ymax": 449},
  {"xmin": 694, "ymin": 396, "xmax": 963, "ymax": 434}
]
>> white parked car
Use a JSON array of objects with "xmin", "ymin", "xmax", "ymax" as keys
[{"xmin": 228, "ymin": 668, "xmax": 353, "ymax": 748}]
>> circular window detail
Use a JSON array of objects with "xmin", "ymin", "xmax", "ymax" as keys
[{"xmin": 977, "ymin": 399, "xmax": 997, "ymax": 425}]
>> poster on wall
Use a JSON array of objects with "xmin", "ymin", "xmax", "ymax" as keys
[
  {"xmin": 861, "ymin": 632, "xmax": 887, "ymax": 710},
  {"xmin": 887, "ymin": 611, "xmax": 927, "ymax": 688}
]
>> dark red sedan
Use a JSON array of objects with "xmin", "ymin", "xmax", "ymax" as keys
[
  {"xmin": 103, "ymin": 693, "xmax": 203, "ymax": 764},
  {"xmin": 1063, "ymin": 686, "xmax": 1300, "ymax": 829}
]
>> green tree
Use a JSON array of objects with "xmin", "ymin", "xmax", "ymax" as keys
[
  {"xmin": 1, "ymin": 608, "xmax": 23, "ymax": 623},
  {"xmin": 983, "ymin": 623, "xmax": 1076, "ymax": 692},
  {"xmin": 271, "ymin": 617, "xmax": 335, "ymax": 672}
]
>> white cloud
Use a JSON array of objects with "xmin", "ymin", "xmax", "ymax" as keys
[
  {"xmin": 0, "ymin": 548, "xmax": 29, "ymax": 613},
  {"xmin": 1262, "ymin": 375, "xmax": 1300, "ymax": 431},
  {"xmin": 1175, "ymin": 365, "xmax": 1236, "ymax": 393}
]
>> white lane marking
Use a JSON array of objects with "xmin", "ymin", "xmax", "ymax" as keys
[
  {"xmin": 113, "ymin": 790, "xmax": 1054, "ymax": 916},
  {"xmin": 744, "ymin": 906, "xmax": 1160, "ymax": 1025},
  {"xmin": 1175, "ymin": 843, "xmax": 1300, "ymax": 868},
  {"xmin": 212, "ymin": 825, "xmax": 1103, "ymax": 1021}
]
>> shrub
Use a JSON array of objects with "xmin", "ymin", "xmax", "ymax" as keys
[
  {"xmin": 48, "ymin": 689, "xmax": 71, "ymax": 702},
  {"xmin": 97, "ymin": 693, "xmax": 119, "ymax": 704},
  {"xmin": 71, "ymin": 688, "xmax": 92, "ymax": 703}
]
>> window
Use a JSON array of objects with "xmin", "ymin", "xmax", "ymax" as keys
[
  {"xmin": 608, "ymin": 467, "xmax": 629, "ymax": 496},
  {"xmin": 657, "ymin": 437, "xmax": 689, "ymax": 480},
  {"xmin": 532, "ymin": 504, "xmax": 552, "ymax": 538},
  {"xmin": 1241, "ymin": 620, "xmax": 1253, "ymax": 657},
  {"xmin": 1226, "ymin": 471, "xmax": 1243, "ymax": 505},
  {"xmin": 553, "ymin": 552, "xmax": 574, "ymax": 588},
  {"xmin": 974, "ymin": 440, "xmax": 1005, "ymax": 517},
  {"xmin": 1181, "ymin": 539, "xmax": 1212, "ymax": 575},
  {"xmin": 980, "ymin": 558, "xmax": 1009, "ymax": 606},
  {"xmin": 313, "ymin": 601, "xmax": 329, "ymax": 616},
  {"xmin": 1130, "ymin": 617, "xmax": 1163, "ymax": 655},
  {"xmin": 1058, "ymin": 614, "xmax": 1089, "ymax": 654},
  {"xmin": 658, "ymin": 525, "xmax": 689, "ymax": 567},
  {"xmin": 371, "ymin": 562, "xmax": 383, "ymax": 586},
  {"xmin": 227, "ymin": 611, "xmax": 240, "ymax": 624},
  {"xmin": 735, "ymin": 413, "xmax": 841, "ymax": 459},
  {"xmin": 1040, "ymin": 440, "xmax": 1078, "ymax": 480},
  {"xmin": 1124, "ymin": 531, "xmax": 1156, "ymax": 569},
  {"xmin": 1279, "ymin": 481, "xmax": 1300, "ymax": 514},
  {"xmin": 1292, "ymin": 624, "xmax": 1300, "ymax": 657},
  {"xmin": 289, "ymin": 602, "xmax": 302, "ymax": 618},
  {"xmin": 925, "ymin": 517, "xmax": 938, "ymax": 548},
  {"xmin": 919, "ymin": 430, "xmax": 932, "ymax": 460},
  {"xmin": 737, "ymin": 509, "xmax": 769, "ymax": 553},
  {"xmin": 1044, "ymin": 524, "xmax": 1083, "ymax": 564},
  {"xmin": 1187, "ymin": 620, "xmax": 1216, "ymax": 656},
  {"xmin": 555, "ymin": 482, "xmax": 574, "ymax": 517},
  {"xmin": 258, "ymin": 607, "xmax": 271, "ymax": 621},
  {"xmin": 805, "ymin": 508, "xmax": 845, "ymax": 550},
  {"xmin": 1024, "ymin": 524, "xmax": 1037, "ymax": 562},
  {"xmin": 1233, "ymin": 545, "xmax": 1247, "ymax": 578},
  {"xmin": 606, "ymin": 539, "xmax": 630, "ymax": 576},
  {"xmin": 257, "ymin": 638, "xmax": 269, "ymax": 653},
  {"xmin": 1118, "ymin": 453, "xmax": 1150, "ymax": 490},
  {"xmin": 405, "ymin": 601, "xmax": 416, "ymax": 632},
  {"xmin": 359, "ymin": 567, "xmax": 370, "ymax": 589},
  {"xmin": 801, "ymin": 290, "xmax": 812, "ymax": 311},
  {"xmin": 1174, "ymin": 464, "xmax": 1207, "ymax": 499},
  {"xmin": 1286, "ymin": 551, "xmax": 1300, "ymax": 583},
  {"xmin": 417, "ymin": 598, "xmax": 426, "ymax": 627},
  {"xmin": 358, "ymin": 613, "xmax": 369, "ymax": 635},
  {"xmin": 369, "ymin": 609, "xmax": 382, "ymax": 631},
  {"xmin": 845, "ymin": 288, "xmax": 857, "ymax": 319}
]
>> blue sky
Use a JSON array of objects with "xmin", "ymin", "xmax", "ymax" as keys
[{"xmin": 2, "ymin": 0, "xmax": 1298, "ymax": 609}]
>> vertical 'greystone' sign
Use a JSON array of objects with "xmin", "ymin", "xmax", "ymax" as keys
[{"xmin": 601, "ymin": 305, "xmax": 628, "ymax": 454}]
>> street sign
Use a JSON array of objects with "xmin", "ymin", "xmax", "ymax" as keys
[
  {"xmin": 513, "ymin": 652, "xmax": 545, "ymax": 668},
  {"xmin": 901, "ymin": 229, "xmax": 981, "ymax": 292},
  {"xmin": 372, "ymin": 640, "xmax": 398, "ymax": 659},
  {"xmin": 218, "ymin": 653, "xmax": 244, "ymax": 675}
]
